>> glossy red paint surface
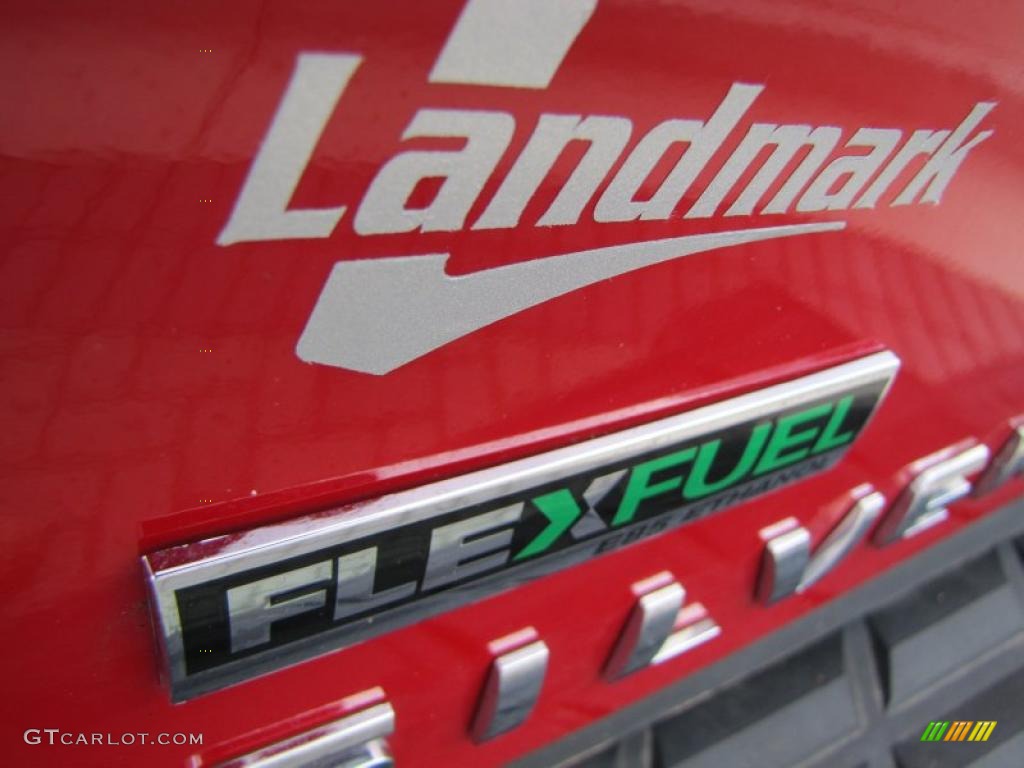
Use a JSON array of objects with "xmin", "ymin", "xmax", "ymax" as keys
[{"xmin": 2, "ymin": 1, "xmax": 1023, "ymax": 765}]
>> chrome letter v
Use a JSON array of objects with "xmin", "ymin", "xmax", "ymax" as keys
[{"xmin": 296, "ymin": 222, "xmax": 844, "ymax": 375}]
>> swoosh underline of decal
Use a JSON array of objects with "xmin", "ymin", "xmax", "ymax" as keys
[{"xmin": 297, "ymin": 221, "xmax": 847, "ymax": 375}]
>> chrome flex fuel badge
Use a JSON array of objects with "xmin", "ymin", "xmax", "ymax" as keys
[{"xmin": 144, "ymin": 351, "xmax": 898, "ymax": 700}]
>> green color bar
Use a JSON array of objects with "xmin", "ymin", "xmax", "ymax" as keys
[{"xmin": 921, "ymin": 721, "xmax": 949, "ymax": 741}]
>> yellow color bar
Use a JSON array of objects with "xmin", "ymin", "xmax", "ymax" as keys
[{"xmin": 969, "ymin": 721, "xmax": 997, "ymax": 742}]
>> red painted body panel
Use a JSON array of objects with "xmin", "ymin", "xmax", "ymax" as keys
[{"xmin": 2, "ymin": 1, "xmax": 1023, "ymax": 765}]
